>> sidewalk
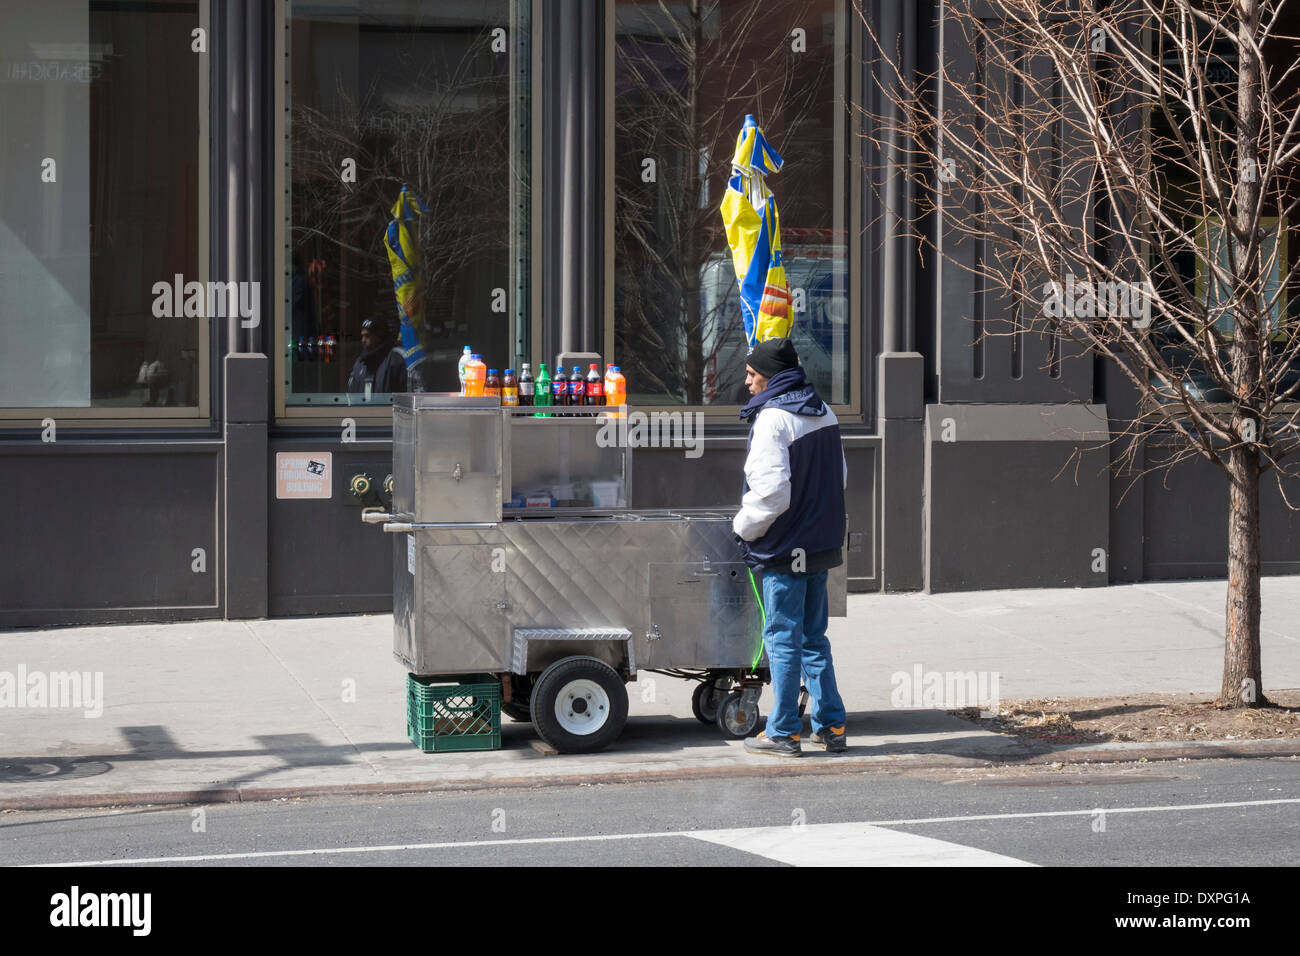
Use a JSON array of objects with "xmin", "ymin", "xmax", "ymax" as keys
[{"xmin": 3, "ymin": 578, "xmax": 1300, "ymax": 811}]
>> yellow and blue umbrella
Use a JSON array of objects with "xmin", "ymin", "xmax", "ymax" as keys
[
  {"xmin": 720, "ymin": 114, "xmax": 791, "ymax": 349},
  {"xmin": 383, "ymin": 184, "xmax": 428, "ymax": 383}
]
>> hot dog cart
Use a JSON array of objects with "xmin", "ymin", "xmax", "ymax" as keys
[{"xmin": 363, "ymin": 394, "xmax": 847, "ymax": 754}]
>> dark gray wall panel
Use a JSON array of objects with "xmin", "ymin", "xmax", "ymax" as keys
[
  {"xmin": 266, "ymin": 439, "xmax": 394, "ymax": 616},
  {"xmin": 1143, "ymin": 453, "xmax": 1300, "ymax": 579},
  {"xmin": 878, "ymin": 353, "xmax": 924, "ymax": 590},
  {"xmin": 925, "ymin": 404, "xmax": 1109, "ymax": 590},
  {"xmin": 0, "ymin": 446, "xmax": 219, "ymax": 622},
  {"xmin": 934, "ymin": 0, "xmax": 1094, "ymax": 406}
]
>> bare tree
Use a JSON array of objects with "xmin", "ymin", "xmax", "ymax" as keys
[
  {"xmin": 615, "ymin": 0, "xmax": 830, "ymax": 403},
  {"xmin": 859, "ymin": 0, "xmax": 1300, "ymax": 707}
]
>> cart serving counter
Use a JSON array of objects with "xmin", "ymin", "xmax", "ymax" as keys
[{"xmin": 363, "ymin": 394, "xmax": 846, "ymax": 754}]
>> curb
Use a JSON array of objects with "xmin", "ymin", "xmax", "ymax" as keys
[{"xmin": 3, "ymin": 737, "xmax": 1298, "ymax": 813}]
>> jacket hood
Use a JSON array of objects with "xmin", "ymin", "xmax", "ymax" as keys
[{"xmin": 739, "ymin": 366, "xmax": 826, "ymax": 422}]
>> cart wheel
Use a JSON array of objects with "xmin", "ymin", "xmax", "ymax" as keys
[
  {"xmin": 531, "ymin": 656, "xmax": 628, "ymax": 754},
  {"xmin": 691, "ymin": 682, "xmax": 722, "ymax": 724},
  {"xmin": 500, "ymin": 700, "xmax": 533, "ymax": 723},
  {"xmin": 715, "ymin": 691, "xmax": 761, "ymax": 739}
]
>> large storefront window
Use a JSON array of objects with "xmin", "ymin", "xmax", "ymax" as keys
[
  {"xmin": 613, "ymin": 0, "xmax": 849, "ymax": 407},
  {"xmin": 285, "ymin": 0, "xmax": 530, "ymax": 408},
  {"xmin": 0, "ymin": 1, "xmax": 202, "ymax": 412}
]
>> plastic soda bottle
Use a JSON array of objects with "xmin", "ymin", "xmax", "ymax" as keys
[
  {"xmin": 534, "ymin": 363, "xmax": 553, "ymax": 417},
  {"xmin": 552, "ymin": 362, "xmax": 568, "ymax": 410},
  {"xmin": 519, "ymin": 363, "xmax": 534, "ymax": 406},
  {"xmin": 502, "ymin": 368, "xmax": 519, "ymax": 406},
  {"xmin": 569, "ymin": 367, "xmax": 584, "ymax": 407},
  {"xmin": 584, "ymin": 364, "xmax": 604, "ymax": 405},
  {"xmin": 485, "ymin": 368, "xmax": 501, "ymax": 399},
  {"xmin": 464, "ymin": 354, "xmax": 487, "ymax": 397},
  {"xmin": 605, "ymin": 365, "xmax": 626, "ymax": 415},
  {"xmin": 457, "ymin": 346, "xmax": 472, "ymax": 395}
]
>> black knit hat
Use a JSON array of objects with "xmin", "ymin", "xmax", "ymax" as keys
[
  {"xmin": 746, "ymin": 337, "xmax": 800, "ymax": 378},
  {"xmin": 361, "ymin": 315, "xmax": 395, "ymax": 345}
]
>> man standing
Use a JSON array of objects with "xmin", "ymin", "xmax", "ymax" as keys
[{"xmin": 733, "ymin": 338, "xmax": 848, "ymax": 757}]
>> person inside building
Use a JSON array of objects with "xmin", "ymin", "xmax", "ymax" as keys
[
  {"xmin": 732, "ymin": 336, "xmax": 849, "ymax": 757},
  {"xmin": 347, "ymin": 315, "xmax": 407, "ymax": 395}
]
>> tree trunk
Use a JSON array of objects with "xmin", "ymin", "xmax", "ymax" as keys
[
  {"xmin": 1218, "ymin": 0, "xmax": 1267, "ymax": 710},
  {"xmin": 1220, "ymin": 443, "xmax": 1266, "ymax": 707}
]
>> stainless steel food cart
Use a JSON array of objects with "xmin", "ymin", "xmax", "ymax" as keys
[{"xmin": 362, "ymin": 394, "xmax": 846, "ymax": 753}]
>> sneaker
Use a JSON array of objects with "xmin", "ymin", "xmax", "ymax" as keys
[
  {"xmin": 744, "ymin": 732, "xmax": 802, "ymax": 758},
  {"xmin": 810, "ymin": 726, "xmax": 847, "ymax": 753}
]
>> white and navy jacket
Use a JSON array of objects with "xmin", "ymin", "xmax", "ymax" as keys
[{"xmin": 733, "ymin": 367, "xmax": 847, "ymax": 574}]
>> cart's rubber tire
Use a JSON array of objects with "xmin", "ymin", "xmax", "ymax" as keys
[
  {"xmin": 531, "ymin": 656, "xmax": 628, "ymax": 754},
  {"xmin": 716, "ymin": 691, "xmax": 762, "ymax": 739},
  {"xmin": 500, "ymin": 700, "xmax": 533, "ymax": 723},
  {"xmin": 691, "ymin": 681, "xmax": 721, "ymax": 724}
]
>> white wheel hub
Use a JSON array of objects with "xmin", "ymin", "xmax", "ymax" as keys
[{"xmin": 553, "ymin": 678, "xmax": 610, "ymax": 736}]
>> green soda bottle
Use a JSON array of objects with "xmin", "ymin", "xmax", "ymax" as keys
[{"xmin": 534, "ymin": 363, "xmax": 553, "ymax": 417}]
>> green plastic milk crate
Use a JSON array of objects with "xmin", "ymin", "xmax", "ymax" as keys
[{"xmin": 406, "ymin": 674, "xmax": 502, "ymax": 753}]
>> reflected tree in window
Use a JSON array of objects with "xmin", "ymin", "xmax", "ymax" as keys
[
  {"xmin": 615, "ymin": 0, "xmax": 835, "ymax": 405},
  {"xmin": 288, "ymin": 8, "xmax": 525, "ymax": 398}
]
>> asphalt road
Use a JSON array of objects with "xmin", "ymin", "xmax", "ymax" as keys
[{"xmin": 2, "ymin": 757, "xmax": 1298, "ymax": 867}]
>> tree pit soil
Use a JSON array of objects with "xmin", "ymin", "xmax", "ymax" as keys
[{"xmin": 953, "ymin": 689, "xmax": 1300, "ymax": 743}]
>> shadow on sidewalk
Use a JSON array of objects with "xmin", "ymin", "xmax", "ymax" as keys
[{"xmin": 0, "ymin": 708, "xmax": 1107, "ymax": 797}]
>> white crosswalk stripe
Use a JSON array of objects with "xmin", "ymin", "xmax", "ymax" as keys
[{"xmin": 687, "ymin": 822, "xmax": 1035, "ymax": 866}]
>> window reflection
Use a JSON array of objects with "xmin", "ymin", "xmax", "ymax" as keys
[
  {"xmin": 613, "ymin": 0, "xmax": 848, "ymax": 406},
  {"xmin": 286, "ymin": 1, "xmax": 529, "ymax": 406}
]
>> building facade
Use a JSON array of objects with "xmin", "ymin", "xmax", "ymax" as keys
[{"xmin": 3, "ymin": 0, "xmax": 1298, "ymax": 628}]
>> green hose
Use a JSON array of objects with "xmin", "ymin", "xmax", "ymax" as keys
[{"xmin": 747, "ymin": 568, "xmax": 766, "ymax": 670}]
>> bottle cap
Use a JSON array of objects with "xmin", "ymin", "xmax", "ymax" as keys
[
  {"xmin": 472, "ymin": 354, "xmax": 481, "ymax": 360},
  {"xmin": 589, "ymin": 364, "xmax": 598, "ymax": 370},
  {"xmin": 488, "ymin": 369, "xmax": 498, "ymax": 374},
  {"xmin": 463, "ymin": 345, "xmax": 471, "ymax": 351},
  {"xmin": 505, "ymin": 368, "xmax": 514, "ymax": 375}
]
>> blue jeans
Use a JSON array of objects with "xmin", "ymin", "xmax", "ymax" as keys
[{"xmin": 760, "ymin": 569, "xmax": 847, "ymax": 740}]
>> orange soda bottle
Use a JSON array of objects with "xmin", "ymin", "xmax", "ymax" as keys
[
  {"xmin": 605, "ymin": 365, "xmax": 626, "ymax": 417},
  {"xmin": 464, "ymin": 354, "xmax": 487, "ymax": 397}
]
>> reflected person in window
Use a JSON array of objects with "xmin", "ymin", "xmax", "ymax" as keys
[{"xmin": 347, "ymin": 316, "xmax": 407, "ymax": 395}]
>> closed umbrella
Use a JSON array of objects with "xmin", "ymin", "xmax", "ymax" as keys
[
  {"xmin": 384, "ymin": 184, "xmax": 429, "ymax": 390},
  {"xmin": 719, "ymin": 114, "xmax": 791, "ymax": 350}
]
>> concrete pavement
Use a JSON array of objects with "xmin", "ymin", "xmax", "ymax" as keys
[{"xmin": 3, "ymin": 577, "xmax": 1300, "ymax": 811}]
